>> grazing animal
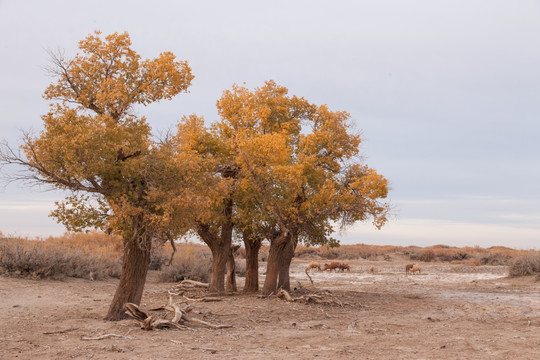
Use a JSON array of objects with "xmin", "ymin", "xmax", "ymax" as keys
[
  {"xmin": 339, "ymin": 263, "xmax": 351, "ymax": 272},
  {"xmin": 405, "ymin": 263, "xmax": 415, "ymax": 275},
  {"xmin": 411, "ymin": 264, "xmax": 421, "ymax": 275},
  {"xmin": 322, "ymin": 262, "xmax": 341, "ymax": 272},
  {"xmin": 305, "ymin": 262, "xmax": 321, "ymax": 272},
  {"xmin": 369, "ymin": 265, "xmax": 375, "ymax": 274}
]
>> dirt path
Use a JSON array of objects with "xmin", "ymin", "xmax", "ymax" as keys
[{"xmin": 1, "ymin": 260, "xmax": 540, "ymax": 359}]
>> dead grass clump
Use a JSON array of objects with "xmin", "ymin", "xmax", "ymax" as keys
[
  {"xmin": 158, "ymin": 244, "xmax": 211, "ymax": 283},
  {"xmin": 509, "ymin": 252, "xmax": 540, "ymax": 277},
  {"xmin": 0, "ymin": 237, "xmax": 121, "ymax": 280}
]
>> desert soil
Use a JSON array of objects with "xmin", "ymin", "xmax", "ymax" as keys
[{"xmin": 1, "ymin": 258, "xmax": 540, "ymax": 360}]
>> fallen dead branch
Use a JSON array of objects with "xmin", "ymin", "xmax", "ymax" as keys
[
  {"xmin": 43, "ymin": 327, "xmax": 79, "ymax": 335},
  {"xmin": 182, "ymin": 294, "xmax": 223, "ymax": 302},
  {"xmin": 275, "ymin": 289, "xmax": 345, "ymax": 306},
  {"xmin": 170, "ymin": 280, "xmax": 211, "ymax": 298},
  {"xmin": 81, "ymin": 334, "xmax": 136, "ymax": 341},
  {"xmin": 191, "ymin": 346, "xmax": 220, "ymax": 354},
  {"xmin": 305, "ymin": 268, "xmax": 314, "ymax": 285},
  {"xmin": 124, "ymin": 293, "xmax": 232, "ymax": 331},
  {"xmin": 174, "ymin": 279, "xmax": 209, "ymax": 289}
]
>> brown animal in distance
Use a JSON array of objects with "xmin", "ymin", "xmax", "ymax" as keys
[
  {"xmin": 411, "ymin": 264, "xmax": 421, "ymax": 275},
  {"xmin": 322, "ymin": 262, "xmax": 341, "ymax": 272},
  {"xmin": 369, "ymin": 265, "xmax": 375, "ymax": 274},
  {"xmin": 339, "ymin": 263, "xmax": 351, "ymax": 272},
  {"xmin": 405, "ymin": 263, "xmax": 415, "ymax": 275},
  {"xmin": 305, "ymin": 262, "xmax": 321, "ymax": 272}
]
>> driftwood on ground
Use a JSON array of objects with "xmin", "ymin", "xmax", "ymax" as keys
[
  {"xmin": 81, "ymin": 333, "xmax": 136, "ymax": 341},
  {"xmin": 124, "ymin": 292, "xmax": 232, "ymax": 331},
  {"xmin": 169, "ymin": 280, "xmax": 225, "ymax": 302},
  {"xmin": 276, "ymin": 289, "xmax": 345, "ymax": 307}
]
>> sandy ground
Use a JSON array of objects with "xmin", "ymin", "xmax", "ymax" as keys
[{"xmin": 1, "ymin": 258, "xmax": 540, "ymax": 359}]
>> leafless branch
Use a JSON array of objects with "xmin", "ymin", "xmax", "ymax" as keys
[{"xmin": 0, "ymin": 136, "xmax": 102, "ymax": 194}]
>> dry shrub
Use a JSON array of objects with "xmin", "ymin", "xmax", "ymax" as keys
[
  {"xmin": 450, "ymin": 259, "xmax": 481, "ymax": 266},
  {"xmin": 149, "ymin": 244, "xmax": 169, "ymax": 271},
  {"xmin": 317, "ymin": 245, "xmax": 340, "ymax": 259},
  {"xmin": 509, "ymin": 252, "xmax": 540, "ymax": 277},
  {"xmin": 43, "ymin": 231, "xmax": 123, "ymax": 254},
  {"xmin": 434, "ymin": 248, "xmax": 469, "ymax": 262},
  {"xmin": 158, "ymin": 243, "xmax": 211, "ymax": 283},
  {"xmin": 479, "ymin": 253, "xmax": 511, "ymax": 265},
  {"xmin": 295, "ymin": 245, "xmax": 319, "ymax": 258},
  {"xmin": 235, "ymin": 259, "xmax": 247, "ymax": 277},
  {"xmin": 293, "ymin": 244, "xmax": 403, "ymax": 260},
  {"xmin": 336, "ymin": 245, "xmax": 371, "ymax": 260},
  {"xmin": 411, "ymin": 249, "xmax": 436, "ymax": 262},
  {"xmin": 468, "ymin": 260, "xmax": 481, "ymax": 266},
  {"xmin": 0, "ymin": 235, "xmax": 121, "ymax": 280}
]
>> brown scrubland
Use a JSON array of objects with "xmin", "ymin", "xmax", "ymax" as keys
[{"xmin": 1, "ymin": 231, "xmax": 540, "ymax": 281}]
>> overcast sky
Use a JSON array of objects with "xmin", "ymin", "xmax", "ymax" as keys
[{"xmin": 1, "ymin": 0, "xmax": 539, "ymax": 248}]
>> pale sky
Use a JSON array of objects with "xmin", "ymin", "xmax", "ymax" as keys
[{"xmin": 1, "ymin": 0, "xmax": 539, "ymax": 248}]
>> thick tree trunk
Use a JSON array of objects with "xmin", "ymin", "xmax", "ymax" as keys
[
  {"xmin": 277, "ymin": 239, "xmax": 295, "ymax": 291},
  {"xmin": 262, "ymin": 231, "xmax": 290, "ymax": 295},
  {"xmin": 243, "ymin": 235, "xmax": 261, "ymax": 293},
  {"xmin": 198, "ymin": 198, "xmax": 233, "ymax": 295},
  {"xmin": 209, "ymin": 244, "xmax": 228, "ymax": 294},
  {"xmin": 105, "ymin": 236, "xmax": 151, "ymax": 321},
  {"xmin": 226, "ymin": 245, "xmax": 239, "ymax": 293}
]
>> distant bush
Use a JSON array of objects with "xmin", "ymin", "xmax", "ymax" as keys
[
  {"xmin": 317, "ymin": 245, "xmax": 340, "ymax": 260},
  {"xmin": 290, "ymin": 243, "xmax": 533, "ymax": 266},
  {"xmin": 259, "ymin": 245, "xmax": 270, "ymax": 262},
  {"xmin": 158, "ymin": 244, "xmax": 212, "ymax": 283},
  {"xmin": 235, "ymin": 259, "xmax": 247, "ymax": 277},
  {"xmin": 411, "ymin": 249, "xmax": 436, "ymax": 262},
  {"xmin": 295, "ymin": 245, "xmax": 319, "ymax": 258},
  {"xmin": 509, "ymin": 252, "xmax": 540, "ymax": 277},
  {"xmin": 294, "ymin": 244, "xmax": 402, "ymax": 260},
  {"xmin": 149, "ymin": 244, "xmax": 169, "ymax": 271},
  {"xmin": 0, "ymin": 236, "xmax": 121, "ymax": 280},
  {"xmin": 479, "ymin": 253, "xmax": 511, "ymax": 266}
]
